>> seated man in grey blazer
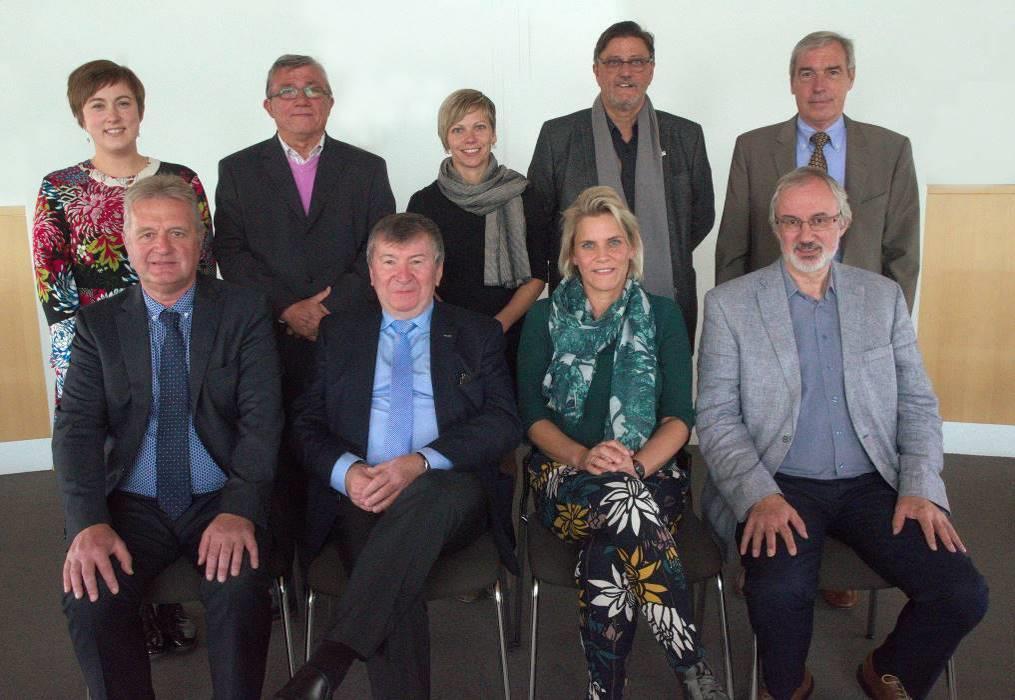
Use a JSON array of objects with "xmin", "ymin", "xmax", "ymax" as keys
[
  {"xmin": 697, "ymin": 168, "xmax": 987, "ymax": 700},
  {"xmin": 55, "ymin": 175, "xmax": 283, "ymax": 699},
  {"xmin": 714, "ymin": 31, "xmax": 920, "ymax": 312},
  {"xmin": 527, "ymin": 20, "xmax": 714, "ymax": 346}
]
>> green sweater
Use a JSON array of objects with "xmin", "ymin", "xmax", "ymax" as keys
[{"xmin": 518, "ymin": 293, "xmax": 694, "ymax": 448}]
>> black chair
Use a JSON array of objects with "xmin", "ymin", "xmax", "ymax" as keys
[
  {"xmin": 516, "ymin": 451, "xmax": 735, "ymax": 700},
  {"xmin": 748, "ymin": 536, "xmax": 957, "ymax": 699},
  {"xmin": 303, "ymin": 531, "xmax": 511, "ymax": 699}
]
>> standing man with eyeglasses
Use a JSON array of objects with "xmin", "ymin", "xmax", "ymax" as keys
[
  {"xmin": 527, "ymin": 20, "xmax": 714, "ymax": 346},
  {"xmin": 697, "ymin": 167, "xmax": 987, "ymax": 700},
  {"xmin": 214, "ymin": 55, "xmax": 396, "ymax": 572},
  {"xmin": 715, "ymin": 31, "xmax": 920, "ymax": 312}
]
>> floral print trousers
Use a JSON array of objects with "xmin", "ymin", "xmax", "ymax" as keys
[{"xmin": 529, "ymin": 453, "xmax": 704, "ymax": 699}]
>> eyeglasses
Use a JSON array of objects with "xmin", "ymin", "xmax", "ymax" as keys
[
  {"xmin": 597, "ymin": 57, "xmax": 654, "ymax": 71},
  {"xmin": 775, "ymin": 213, "xmax": 842, "ymax": 232},
  {"xmin": 267, "ymin": 85, "xmax": 332, "ymax": 100}
]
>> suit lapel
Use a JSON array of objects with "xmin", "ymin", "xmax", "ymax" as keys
[
  {"xmin": 429, "ymin": 303, "xmax": 461, "ymax": 432},
  {"xmin": 306, "ymin": 136, "xmax": 341, "ymax": 229},
  {"xmin": 348, "ymin": 308, "xmax": 382, "ymax": 450},
  {"xmin": 835, "ymin": 264, "xmax": 867, "ymax": 364},
  {"xmin": 756, "ymin": 262, "xmax": 802, "ymax": 403},
  {"xmin": 842, "ymin": 116, "xmax": 870, "ymax": 263},
  {"xmin": 116, "ymin": 287, "xmax": 153, "ymax": 418},
  {"xmin": 188, "ymin": 279, "xmax": 221, "ymax": 412},
  {"xmin": 575, "ymin": 115, "xmax": 599, "ymax": 188},
  {"xmin": 772, "ymin": 116, "xmax": 798, "ymax": 179},
  {"xmin": 261, "ymin": 138, "xmax": 307, "ymax": 223}
]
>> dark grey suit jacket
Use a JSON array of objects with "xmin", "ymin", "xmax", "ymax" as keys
[
  {"xmin": 714, "ymin": 115, "xmax": 920, "ymax": 310},
  {"xmin": 293, "ymin": 300, "xmax": 523, "ymax": 572},
  {"xmin": 53, "ymin": 278, "xmax": 283, "ymax": 541},
  {"xmin": 527, "ymin": 108, "xmax": 714, "ymax": 344}
]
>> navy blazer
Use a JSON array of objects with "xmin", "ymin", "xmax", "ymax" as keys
[
  {"xmin": 53, "ymin": 278, "xmax": 283, "ymax": 541},
  {"xmin": 293, "ymin": 299, "xmax": 522, "ymax": 573}
]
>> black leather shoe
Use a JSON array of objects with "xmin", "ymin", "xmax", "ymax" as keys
[
  {"xmin": 157, "ymin": 603, "xmax": 197, "ymax": 652},
  {"xmin": 141, "ymin": 604, "xmax": 165, "ymax": 657},
  {"xmin": 274, "ymin": 663, "xmax": 336, "ymax": 700}
]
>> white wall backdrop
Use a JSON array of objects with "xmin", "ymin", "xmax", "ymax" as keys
[{"xmin": 2, "ymin": 0, "xmax": 1012, "ymax": 472}]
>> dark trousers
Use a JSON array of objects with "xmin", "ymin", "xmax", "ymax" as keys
[
  {"xmin": 323, "ymin": 470, "xmax": 487, "ymax": 700},
  {"xmin": 740, "ymin": 473, "xmax": 988, "ymax": 700},
  {"xmin": 64, "ymin": 491, "xmax": 272, "ymax": 700}
]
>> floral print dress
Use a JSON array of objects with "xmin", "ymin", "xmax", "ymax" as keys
[{"xmin": 32, "ymin": 159, "xmax": 214, "ymax": 401}]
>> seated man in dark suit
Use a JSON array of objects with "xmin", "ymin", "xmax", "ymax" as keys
[
  {"xmin": 275, "ymin": 213, "xmax": 521, "ymax": 700},
  {"xmin": 55, "ymin": 175, "xmax": 283, "ymax": 699}
]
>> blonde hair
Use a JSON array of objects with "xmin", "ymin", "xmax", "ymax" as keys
[
  {"xmin": 437, "ymin": 89, "xmax": 496, "ymax": 151},
  {"xmin": 558, "ymin": 186, "xmax": 644, "ymax": 280}
]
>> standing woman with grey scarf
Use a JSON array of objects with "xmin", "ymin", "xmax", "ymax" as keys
[{"xmin": 407, "ymin": 89, "xmax": 547, "ymax": 387}]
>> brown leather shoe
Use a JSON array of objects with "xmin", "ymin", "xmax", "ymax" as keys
[
  {"xmin": 759, "ymin": 668, "xmax": 814, "ymax": 700},
  {"xmin": 857, "ymin": 652, "xmax": 911, "ymax": 699},
  {"xmin": 821, "ymin": 588, "xmax": 860, "ymax": 608}
]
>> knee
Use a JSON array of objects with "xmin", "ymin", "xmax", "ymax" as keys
[
  {"xmin": 63, "ymin": 577, "xmax": 141, "ymax": 628},
  {"xmin": 746, "ymin": 562, "xmax": 816, "ymax": 611},
  {"xmin": 202, "ymin": 566, "xmax": 271, "ymax": 608},
  {"xmin": 932, "ymin": 568, "xmax": 989, "ymax": 632}
]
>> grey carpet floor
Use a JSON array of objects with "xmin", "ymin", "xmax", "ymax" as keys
[{"xmin": 1, "ymin": 451, "xmax": 1010, "ymax": 699}]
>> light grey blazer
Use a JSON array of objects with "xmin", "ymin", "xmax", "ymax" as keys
[{"xmin": 696, "ymin": 260, "xmax": 947, "ymax": 554}]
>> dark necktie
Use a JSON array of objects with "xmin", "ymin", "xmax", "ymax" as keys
[
  {"xmin": 156, "ymin": 310, "xmax": 192, "ymax": 519},
  {"xmin": 381, "ymin": 320, "xmax": 415, "ymax": 462},
  {"xmin": 808, "ymin": 131, "xmax": 830, "ymax": 172}
]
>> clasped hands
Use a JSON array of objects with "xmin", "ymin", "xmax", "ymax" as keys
[
  {"xmin": 281, "ymin": 286, "xmax": 331, "ymax": 341},
  {"xmin": 63, "ymin": 513, "xmax": 258, "ymax": 602},
  {"xmin": 740, "ymin": 493, "xmax": 967, "ymax": 558},
  {"xmin": 578, "ymin": 439, "xmax": 638, "ymax": 477},
  {"xmin": 345, "ymin": 453, "xmax": 428, "ymax": 513}
]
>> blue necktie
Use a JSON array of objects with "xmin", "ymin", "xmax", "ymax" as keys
[
  {"xmin": 381, "ymin": 320, "xmax": 414, "ymax": 462},
  {"xmin": 156, "ymin": 310, "xmax": 192, "ymax": 519}
]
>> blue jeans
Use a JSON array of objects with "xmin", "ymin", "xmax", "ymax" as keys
[{"xmin": 739, "ymin": 473, "xmax": 987, "ymax": 700}]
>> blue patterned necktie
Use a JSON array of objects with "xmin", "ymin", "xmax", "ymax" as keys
[
  {"xmin": 156, "ymin": 310, "xmax": 192, "ymax": 519},
  {"xmin": 381, "ymin": 320, "xmax": 415, "ymax": 462}
]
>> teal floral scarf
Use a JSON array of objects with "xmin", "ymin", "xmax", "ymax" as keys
[{"xmin": 542, "ymin": 277, "xmax": 657, "ymax": 451}]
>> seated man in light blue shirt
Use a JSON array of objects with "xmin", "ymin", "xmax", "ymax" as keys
[{"xmin": 278, "ymin": 213, "xmax": 521, "ymax": 700}]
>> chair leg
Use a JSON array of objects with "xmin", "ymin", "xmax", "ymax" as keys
[
  {"xmin": 715, "ymin": 572, "xmax": 735, "ymax": 698},
  {"xmin": 276, "ymin": 577, "xmax": 296, "ymax": 677},
  {"xmin": 528, "ymin": 579, "xmax": 540, "ymax": 700},
  {"xmin": 945, "ymin": 656, "xmax": 957, "ymax": 700},
  {"xmin": 750, "ymin": 634, "xmax": 760, "ymax": 700},
  {"xmin": 512, "ymin": 514, "xmax": 528, "ymax": 648},
  {"xmin": 865, "ymin": 589, "xmax": 879, "ymax": 640},
  {"xmin": 493, "ymin": 580, "xmax": 511, "ymax": 699},
  {"xmin": 304, "ymin": 589, "xmax": 317, "ymax": 665}
]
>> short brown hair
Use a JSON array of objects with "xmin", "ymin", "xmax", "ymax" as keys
[
  {"xmin": 124, "ymin": 175, "xmax": 204, "ymax": 238},
  {"xmin": 594, "ymin": 21, "xmax": 655, "ymax": 61},
  {"xmin": 367, "ymin": 213, "xmax": 445, "ymax": 266},
  {"xmin": 559, "ymin": 186, "xmax": 643, "ymax": 280},
  {"xmin": 67, "ymin": 60, "xmax": 145, "ymax": 127},
  {"xmin": 437, "ymin": 89, "xmax": 496, "ymax": 151}
]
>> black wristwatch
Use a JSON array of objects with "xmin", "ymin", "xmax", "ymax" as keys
[{"xmin": 633, "ymin": 459, "xmax": 646, "ymax": 479}]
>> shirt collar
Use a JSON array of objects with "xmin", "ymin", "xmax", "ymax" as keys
[
  {"xmin": 380, "ymin": 301, "xmax": 435, "ymax": 333},
  {"xmin": 796, "ymin": 115, "xmax": 846, "ymax": 153},
  {"xmin": 780, "ymin": 259, "xmax": 837, "ymax": 300},
  {"xmin": 142, "ymin": 284, "xmax": 196, "ymax": 320},
  {"xmin": 277, "ymin": 133, "xmax": 326, "ymax": 164}
]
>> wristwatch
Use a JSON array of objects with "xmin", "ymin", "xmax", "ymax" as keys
[
  {"xmin": 416, "ymin": 451, "xmax": 432, "ymax": 472},
  {"xmin": 633, "ymin": 459, "xmax": 646, "ymax": 479}
]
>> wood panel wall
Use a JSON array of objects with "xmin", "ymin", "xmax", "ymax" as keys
[{"xmin": 918, "ymin": 186, "xmax": 1014, "ymax": 425}]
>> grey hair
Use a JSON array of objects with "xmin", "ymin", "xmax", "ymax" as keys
[
  {"xmin": 790, "ymin": 31, "xmax": 855, "ymax": 78},
  {"xmin": 367, "ymin": 213, "xmax": 445, "ymax": 266},
  {"xmin": 265, "ymin": 54, "xmax": 331, "ymax": 96},
  {"xmin": 124, "ymin": 175, "xmax": 205, "ymax": 237},
  {"xmin": 558, "ymin": 186, "xmax": 644, "ymax": 281},
  {"xmin": 769, "ymin": 167, "xmax": 853, "ymax": 232}
]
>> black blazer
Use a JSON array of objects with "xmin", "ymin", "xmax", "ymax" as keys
[
  {"xmin": 526, "ymin": 107, "xmax": 714, "ymax": 344},
  {"xmin": 293, "ymin": 300, "xmax": 523, "ymax": 572},
  {"xmin": 53, "ymin": 278, "xmax": 283, "ymax": 541}
]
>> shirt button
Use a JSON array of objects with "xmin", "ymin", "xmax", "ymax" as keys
[
  {"xmin": 831, "ymin": 396, "xmax": 839, "ymax": 403},
  {"xmin": 782, "ymin": 434, "xmax": 792, "ymax": 443}
]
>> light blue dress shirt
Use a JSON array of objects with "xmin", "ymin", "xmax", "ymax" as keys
[
  {"xmin": 330, "ymin": 303, "xmax": 452, "ymax": 495},
  {"xmin": 119, "ymin": 285, "xmax": 226, "ymax": 497},
  {"xmin": 778, "ymin": 263, "xmax": 876, "ymax": 480},
  {"xmin": 796, "ymin": 115, "xmax": 846, "ymax": 186}
]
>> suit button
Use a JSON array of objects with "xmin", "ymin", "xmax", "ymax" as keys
[{"xmin": 782, "ymin": 434, "xmax": 792, "ymax": 443}]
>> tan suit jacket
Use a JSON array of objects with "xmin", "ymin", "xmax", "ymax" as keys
[{"xmin": 714, "ymin": 115, "xmax": 920, "ymax": 310}]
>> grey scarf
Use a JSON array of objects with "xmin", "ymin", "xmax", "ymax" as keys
[
  {"xmin": 591, "ymin": 95, "xmax": 674, "ymax": 297},
  {"xmin": 437, "ymin": 156, "xmax": 531, "ymax": 288}
]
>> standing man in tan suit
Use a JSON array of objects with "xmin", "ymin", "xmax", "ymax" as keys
[{"xmin": 714, "ymin": 31, "xmax": 920, "ymax": 311}]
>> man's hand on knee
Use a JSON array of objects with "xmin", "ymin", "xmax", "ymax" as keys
[
  {"xmin": 63, "ymin": 524, "xmax": 133, "ymax": 602},
  {"xmin": 740, "ymin": 494, "xmax": 809, "ymax": 558},
  {"xmin": 360, "ymin": 454, "xmax": 427, "ymax": 513},
  {"xmin": 892, "ymin": 495, "xmax": 967, "ymax": 554},
  {"xmin": 198, "ymin": 513, "xmax": 259, "ymax": 582}
]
